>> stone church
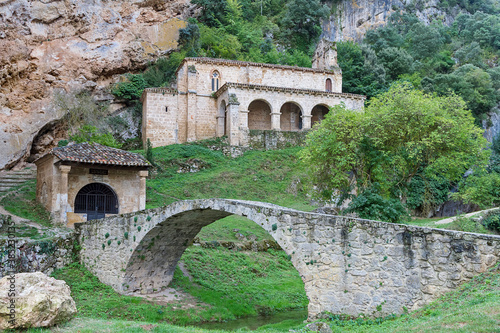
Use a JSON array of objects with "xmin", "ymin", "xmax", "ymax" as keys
[{"xmin": 141, "ymin": 42, "xmax": 366, "ymax": 147}]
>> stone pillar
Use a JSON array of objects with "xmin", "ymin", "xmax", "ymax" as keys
[
  {"xmin": 186, "ymin": 66, "xmax": 198, "ymax": 142},
  {"xmin": 58, "ymin": 165, "xmax": 71, "ymax": 224},
  {"xmin": 227, "ymin": 95, "xmax": 240, "ymax": 146},
  {"xmin": 271, "ymin": 112, "xmax": 281, "ymax": 130},
  {"xmin": 239, "ymin": 110, "xmax": 250, "ymax": 146},
  {"xmin": 302, "ymin": 115, "xmax": 312, "ymax": 130},
  {"xmin": 138, "ymin": 170, "xmax": 148, "ymax": 211},
  {"xmin": 216, "ymin": 115, "xmax": 226, "ymax": 137}
]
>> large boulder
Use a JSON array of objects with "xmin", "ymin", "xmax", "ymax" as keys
[{"xmin": 0, "ymin": 272, "xmax": 77, "ymax": 329}]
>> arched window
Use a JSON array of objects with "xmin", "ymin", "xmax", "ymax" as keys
[
  {"xmin": 74, "ymin": 183, "xmax": 118, "ymax": 220},
  {"xmin": 325, "ymin": 78, "xmax": 332, "ymax": 92},
  {"xmin": 212, "ymin": 71, "xmax": 220, "ymax": 91}
]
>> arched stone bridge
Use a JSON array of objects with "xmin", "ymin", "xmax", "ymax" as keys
[{"xmin": 75, "ymin": 199, "xmax": 500, "ymax": 319}]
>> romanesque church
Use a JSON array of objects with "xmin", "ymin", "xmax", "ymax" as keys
[{"xmin": 141, "ymin": 41, "xmax": 365, "ymax": 147}]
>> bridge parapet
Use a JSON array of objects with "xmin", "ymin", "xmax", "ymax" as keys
[{"xmin": 75, "ymin": 199, "xmax": 500, "ymax": 319}]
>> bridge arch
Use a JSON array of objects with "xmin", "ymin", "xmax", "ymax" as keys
[{"xmin": 76, "ymin": 199, "xmax": 500, "ymax": 320}]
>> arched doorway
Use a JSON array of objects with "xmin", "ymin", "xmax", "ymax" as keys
[
  {"xmin": 248, "ymin": 100, "xmax": 272, "ymax": 130},
  {"xmin": 280, "ymin": 102, "xmax": 302, "ymax": 131},
  {"xmin": 218, "ymin": 100, "xmax": 227, "ymax": 137},
  {"xmin": 74, "ymin": 183, "xmax": 118, "ymax": 221},
  {"xmin": 311, "ymin": 104, "xmax": 329, "ymax": 127}
]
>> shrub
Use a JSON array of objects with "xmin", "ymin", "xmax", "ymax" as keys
[{"xmin": 482, "ymin": 211, "xmax": 500, "ymax": 232}]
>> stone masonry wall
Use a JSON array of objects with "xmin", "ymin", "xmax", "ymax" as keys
[
  {"xmin": 76, "ymin": 199, "xmax": 500, "ymax": 320},
  {"xmin": 0, "ymin": 215, "xmax": 75, "ymax": 278}
]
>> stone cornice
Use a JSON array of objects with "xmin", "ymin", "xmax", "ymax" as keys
[
  {"xmin": 214, "ymin": 82, "xmax": 366, "ymax": 100},
  {"xmin": 175, "ymin": 57, "xmax": 342, "ymax": 76},
  {"xmin": 140, "ymin": 87, "xmax": 178, "ymax": 101}
]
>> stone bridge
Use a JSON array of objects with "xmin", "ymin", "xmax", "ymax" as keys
[{"xmin": 75, "ymin": 199, "xmax": 500, "ymax": 319}]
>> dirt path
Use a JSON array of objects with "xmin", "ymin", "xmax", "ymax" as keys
[{"xmin": 435, "ymin": 207, "xmax": 498, "ymax": 225}]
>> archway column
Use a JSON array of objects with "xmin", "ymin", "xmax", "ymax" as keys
[
  {"xmin": 270, "ymin": 112, "xmax": 281, "ymax": 130},
  {"xmin": 227, "ymin": 94, "xmax": 240, "ymax": 146},
  {"xmin": 58, "ymin": 165, "xmax": 71, "ymax": 224},
  {"xmin": 239, "ymin": 110, "xmax": 250, "ymax": 146},
  {"xmin": 139, "ymin": 170, "xmax": 148, "ymax": 210},
  {"xmin": 216, "ymin": 115, "xmax": 225, "ymax": 137},
  {"xmin": 302, "ymin": 115, "xmax": 312, "ymax": 130}
]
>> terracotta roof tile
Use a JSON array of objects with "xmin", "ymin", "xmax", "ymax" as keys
[{"xmin": 51, "ymin": 142, "xmax": 150, "ymax": 167}]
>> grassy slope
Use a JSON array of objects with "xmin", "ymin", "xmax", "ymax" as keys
[
  {"xmin": 3, "ymin": 143, "xmax": 499, "ymax": 332},
  {"xmin": 23, "ymin": 264, "xmax": 500, "ymax": 332}
]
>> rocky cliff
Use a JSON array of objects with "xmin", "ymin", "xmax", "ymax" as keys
[
  {"xmin": 0, "ymin": 0, "xmax": 193, "ymax": 170},
  {"xmin": 321, "ymin": 0, "xmax": 464, "ymax": 42}
]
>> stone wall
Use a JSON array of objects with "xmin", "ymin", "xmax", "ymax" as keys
[
  {"xmin": 76, "ymin": 199, "xmax": 500, "ymax": 319},
  {"xmin": 0, "ymin": 215, "xmax": 75, "ymax": 278},
  {"xmin": 248, "ymin": 130, "xmax": 307, "ymax": 150}
]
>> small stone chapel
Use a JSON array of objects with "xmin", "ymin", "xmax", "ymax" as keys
[
  {"xmin": 141, "ymin": 40, "xmax": 366, "ymax": 148},
  {"xmin": 35, "ymin": 142, "xmax": 150, "ymax": 226}
]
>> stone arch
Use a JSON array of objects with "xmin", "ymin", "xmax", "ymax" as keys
[
  {"xmin": 74, "ymin": 182, "xmax": 119, "ymax": 220},
  {"xmin": 311, "ymin": 104, "xmax": 329, "ymax": 127},
  {"xmin": 217, "ymin": 100, "xmax": 227, "ymax": 136},
  {"xmin": 280, "ymin": 102, "xmax": 303, "ymax": 131},
  {"xmin": 248, "ymin": 99, "xmax": 272, "ymax": 130}
]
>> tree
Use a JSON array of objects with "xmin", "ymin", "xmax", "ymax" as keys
[
  {"xmin": 300, "ymin": 83, "xmax": 489, "ymax": 220},
  {"xmin": 279, "ymin": 0, "xmax": 329, "ymax": 53},
  {"xmin": 70, "ymin": 125, "xmax": 122, "ymax": 148}
]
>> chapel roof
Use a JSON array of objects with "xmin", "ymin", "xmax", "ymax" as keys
[
  {"xmin": 176, "ymin": 57, "xmax": 341, "ymax": 75},
  {"xmin": 49, "ymin": 142, "xmax": 151, "ymax": 167}
]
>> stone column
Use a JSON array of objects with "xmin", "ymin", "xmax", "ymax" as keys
[
  {"xmin": 239, "ymin": 110, "xmax": 250, "ymax": 146},
  {"xmin": 58, "ymin": 165, "xmax": 71, "ymax": 224},
  {"xmin": 227, "ymin": 95, "xmax": 240, "ymax": 146},
  {"xmin": 138, "ymin": 170, "xmax": 148, "ymax": 211},
  {"xmin": 302, "ymin": 115, "xmax": 312, "ymax": 130},
  {"xmin": 186, "ymin": 67, "xmax": 198, "ymax": 142},
  {"xmin": 270, "ymin": 112, "xmax": 281, "ymax": 130}
]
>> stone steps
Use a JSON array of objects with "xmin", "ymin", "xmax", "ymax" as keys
[{"xmin": 0, "ymin": 167, "xmax": 37, "ymax": 198}]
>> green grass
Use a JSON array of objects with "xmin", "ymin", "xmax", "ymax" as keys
[
  {"xmin": 196, "ymin": 215, "xmax": 274, "ymax": 242},
  {"xmin": 50, "ymin": 242, "xmax": 307, "ymax": 326},
  {"xmin": 171, "ymin": 247, "xmax": 307, "ymax": 318},
  {"xmin": 0, "ymin": 179, "xmax": 53, "ymax": 227},
  {"xmin": 145, "ymin": 144, "xmax": 313, "ymax": 211},
  {"xmin": 20, "ymin": 264, "xmax": 500, "ymax": 332}
]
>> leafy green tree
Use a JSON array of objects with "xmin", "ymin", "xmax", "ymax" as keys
[
  {"xmin": 70, "ymin": 125, "xmax": 121, "ymax": 148},
  {"xmin": 191, "ymin": 0, "xmax": 228, "ymax": 27},
  {"xmin": 337, "ymin": 41, "xmax": 386, "ymax": 97},
  {"xmin": 300, "ymin": 83, "xmax": 489, "ymax": 219},
  {"xmin": 178, "ymin": 22, "xmax": 201, "ymax": 56},
  {"xmin": 377, "ymin": 47, "xmax": 414, "ymax": 81},
  {"xmin": 279, "ymin": 0, "xmax": 329, "ymax": 53},
  {"xmin": 406, "ymin": 22, "xmax": 444, "ymax": 60}
]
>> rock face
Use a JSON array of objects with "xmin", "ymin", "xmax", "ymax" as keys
[
  {"xmin": 321, "ymin": 0, "xmax": 465, "ymax": 42},
  {"xmin": 0, "ymin": 0, "xmax": 194, "ymax": 170},
  {"xmin": 0, "ymin": 272, "xmax": 77, "ymax": 329}
]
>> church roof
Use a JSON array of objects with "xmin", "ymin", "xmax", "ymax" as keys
[
  {"xmin": 176, "ymin": 57, "xmax": 341, "ymax": 75},
  {"xmin": 50, "ymin": 142, "xmax": 151, "ymax": 167}
]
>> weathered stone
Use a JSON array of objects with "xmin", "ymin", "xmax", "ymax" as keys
[
  {"xmin": 305, "ymin": 321, "xmax": 332, "ymax": 333},
  {"xmin": 0, "ymin": 272, "xmax": 76, "ymax": 329},
  {"xmin": 75, "ymin": 199, "xmax": 500, "ymax": 320}
]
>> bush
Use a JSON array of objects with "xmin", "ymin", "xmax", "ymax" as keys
[
  {"xmin": 482, "ymin": 211, "xmax": 500, "ymax": 232},
  {"xmin": 70, "ymin": 125, "xmax": 122, "ymax": 148},
  {"xmin": 345, "ymin": 184, "xmax": 410, "ymax": 223}
]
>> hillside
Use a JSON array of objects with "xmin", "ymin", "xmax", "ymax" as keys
[{"xmin": 2, "ymin": 0, "xmax": 500, "ymax": 170}]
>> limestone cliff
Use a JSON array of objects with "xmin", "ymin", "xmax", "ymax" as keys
[
  {"xmin": 321, "ymin": 0, "xmax": 464, "ymax": 42},
  {"xmin": 0, "ymin": 0, "xmax": 193, "ymax": 170}
]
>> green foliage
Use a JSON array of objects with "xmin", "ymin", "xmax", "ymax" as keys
[
  {"xmin": 406, "ymin": 174, "xmax": 450, "ymax": 216},
  {"xmin": 53, "ymin": 90, "xmax": 109, "ymax": 134},
  {"xmin": 453, "ymin": 171, "xmax": 500, "ymax": 209},
  {"xmin": 345, "ymin": 184, "xmax": 410, "ymax": 223},
  {"xmin": 453, "ymin": 215, "xmax": 488, "ymax": 233},
  {"xmin": 111, "ymin": 74, "xmax": 147, "ymax": 101},
  {"xmin": 482, "ymin": 211, "xmax": 500, "ymax": 232},
  {"xmin": 356, "ymin": 10, "xmax": 500, "ymax": 121},
  {"xmin": 70, "ymin": 125, "xmax": 122, "ymax": 148},
  {"xmin": 300, "ymin": 83, "xmax": 489, "ymax": 216},
  {"xmin": 0, "ymin": 179, "xmax": 52, "ymax": 227},
  {"xmin": 279, "ymin": 0, "xmax": 329, "ymax": 53}
]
